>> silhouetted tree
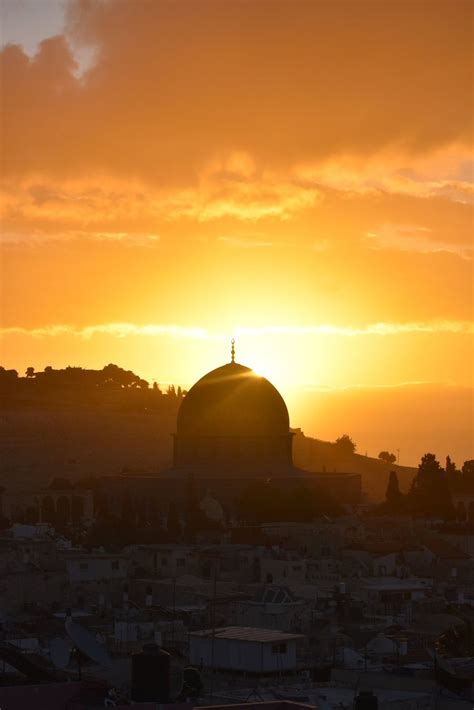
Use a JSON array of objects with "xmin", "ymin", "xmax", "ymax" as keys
[
  {"xmin": 412, "ymin": 453, "xmax": 442, "ymax": 484},
  {"xmin": 445, "ymin": 455, "xmax": 456, "ymax": 476},
  {"xmin": 409, "ymin": 453, "xmax": 454, "ymax": 519},
  {"xmin": 379, "ymin": 451, "xmax": 397, "ymax": 464},
  {"xmin": 461, "ymin": 460, "xmax": 474, "ymax": 493},
  {"xmin": 0, "ymin": 367, "xmax": 18, "ymax": 393},
  {"xmin": 0, "ymin": 364, "xmax": 187, "ymax": 418},
  {"xmin": 386, "ymin": 470, "xmax": 402, "ymax": 508},
  {"xmin": 462, "ymin": 460, "xmax": 474, "ymax": 478},
  {"xmin": 335, "ymin": 434, "xmax": 356, "ymax": 455},
  {"xmin": 102, "ymin": 363, "xmax": 149, "ymax": 389},
  {"xmin": 445, "ymin": 455, "xmax": 463, "ymax": 492}
]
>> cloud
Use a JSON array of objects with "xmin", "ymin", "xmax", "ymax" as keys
[
  {"xmin": 365, "ymin": 223, "xmax": 472, "ymax": 259},
  {"xmin": 0, "ymin": 167, "xmax": 321, "ymax": 241},
  {"xmin": 91, "ymin": 231, "xmax": 160, "ymax": 244},
  {"xmin": 294, "ymin": 146, "xmax": 474, "ymax": 204},
  {"xmin": 0, "ymin": 1, "xmax": 472, "ymax": 350},
  {"xmin": 301, "ymin": 380, "xmax": 469, "ymax": 393},
  {"xmin": 218, "ymin": 236, "xmax": 275, "ymax": 249},
  {"xmin": 233, "ymin": 322, "xmax": 474, "ymax": 337},
  {"xmin": 0, "ymin": 227, "xmax": 160, "ymax": 246},
  {"xmin": 311, "ymin": 239, "xmax": 332, "ymax": 253},
  {"xmin": 1, "ymin": 1, "xmax": 471, "ymax": 186},
  {"xmin": 2, "ymin": 320, "xmax": 472, "ymax": 340},
  {"xmin": 4, "ymin": 142, "xmax": 471, "ymax": 246},
  {"xmin": 0, "ymin": 323, "xmax": 217, "ymax": 340}
]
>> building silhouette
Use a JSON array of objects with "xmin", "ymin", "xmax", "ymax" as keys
[
  {"xmin": 173, "ymin": 342, "xmax": 293, "ymax": 474},
  {"xmin": 95, "ymin": 342, "xmax": 361, "ymax": 523}
]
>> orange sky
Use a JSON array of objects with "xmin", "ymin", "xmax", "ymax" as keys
[{"xmin": 0, "ymin": 0, "xmax": 473, "ymax": 465}]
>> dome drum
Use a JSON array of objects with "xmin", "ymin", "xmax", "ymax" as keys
[{"xmin": 173, "ymin": 433, "xmax": 293, "ymax": 472}]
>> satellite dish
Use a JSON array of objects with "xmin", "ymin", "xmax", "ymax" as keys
[
  {"xmin": 65, "ymin": 612, "xmax": 112, "ymax": 668},
  {"xmin": 49, "ymin": 637, "xmax": 71, "ymax": 669},
  {"xmin": 182, "ymin": 666, "xmax": 203, "ymax": 698}
]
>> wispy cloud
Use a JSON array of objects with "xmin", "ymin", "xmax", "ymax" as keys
[
  {"xmin": 1, "ymin": 145, "xmax": 471, "ymax": 246},
  {"xmin": 365, "ymin": 223, "xmax": 472, "ymax": 259},
  {"xmin": 2, "ymin": 320, "xmax": 472, "ymax": 340},
  {"xmin": 0, "ymin": 228, "xmax": 161, "ymax": 246},
  {"xmin": 218, "ymin": 235, "xmax": 275, "ymax": 248},
  {"xmin": 0, "ymin": 170, "xmax": 320, "ymax": 241},
  {"xmin": 311, "ymin": 239, "xmax": 332, "ymax": 253},
  {"xmin": 0, "ymin": 324, "xmax": 215, "ymax": 340},
  {"xmin": 301, "ymin": 380, "xmax": 464, "ymax": 392},
  {"xmin": 91, "ymin": 231, "xmax": 160, "ymax": 245},
  {"xmin": 294, "ymin": 147, "xmax": 474, "ymax": 205},
  {"xmin": 232, "ymin": 322, "xmax": 474, "ymax": 337}
]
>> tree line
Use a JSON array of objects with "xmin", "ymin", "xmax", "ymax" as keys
[
  {"xmin": 0, "ymin": 364, "xmax": 186, "ymax": 411},
  {"xmin": 384, "ymin": 453, "xmax": 474, "ymax": 519}
]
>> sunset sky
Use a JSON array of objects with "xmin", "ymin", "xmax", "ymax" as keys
[{"xmin": 1, "ymin": 0, "xmax": 473, "ymax": 465}]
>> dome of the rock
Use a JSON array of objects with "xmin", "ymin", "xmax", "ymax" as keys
[
  {"xmin": 177, "ymin": 362, "xmax": 289, "ymax": 437},
  {"xmin": 173, "ymin": 351, "xmax": 293, "ymax": 474}
]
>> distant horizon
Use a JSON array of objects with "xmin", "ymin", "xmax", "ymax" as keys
[{"xmin": 3, "ymin": 360, "xmax": 472, "ymax": 469}]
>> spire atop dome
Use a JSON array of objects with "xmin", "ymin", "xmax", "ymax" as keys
[{"xmin": 231, "ymin": 338, "xmax": 235, "ymax": 363}]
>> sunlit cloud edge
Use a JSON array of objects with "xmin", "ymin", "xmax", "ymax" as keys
[{"xmin": 1, "ymin": 320, "xmax": 473, "ymax": 340}]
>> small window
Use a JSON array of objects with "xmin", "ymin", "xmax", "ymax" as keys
[
  {"xmin": 79, "ymin": 562, "xmax": 88, "ymax": 570},
  {"xmin": 272, "ymin": 642, "xmax": 287, "ymax": 654},
  {"xmin": 111, "ymin": 560, "xmax": 119, "ymax": 571}
]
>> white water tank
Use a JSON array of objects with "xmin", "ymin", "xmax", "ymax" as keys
[{"xmin": 398, "ymin": 638, "xmax": 408, "ymax": 656}]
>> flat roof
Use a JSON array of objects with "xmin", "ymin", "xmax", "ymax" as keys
[
  {"xmin": 64, "ymin": 553, "xmax": 127, "ymax": 560},
  {"xmin": 190, "ymin": 626, "xmax": 304, "ymax": 643},
  {"xmin": 362, "ymin": 577, "xmax": 431, "ymax": 591}
]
